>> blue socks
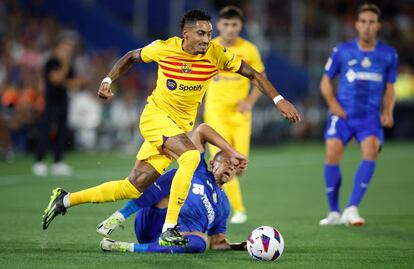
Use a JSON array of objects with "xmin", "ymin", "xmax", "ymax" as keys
[
  {"xmin": 324, "ymin": 164, "xmax": 342, "ymax": 212},
  {"xmin": 133, "ymin": 234, "xmax": 206, "ymax": 254},
  {"xmin": 324, "ymin": 160, "xmax": 376, "ymax": 212},
  {"xmin": 119, "ymin": 200, "xmax": 141, "ymax": 219},
  {"xmin": 347, "ymin": 160, "xmax": 376, "ymax": 207}
]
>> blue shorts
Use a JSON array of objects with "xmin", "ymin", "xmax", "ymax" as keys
[
  {"xmin": 134, "ymin": 206, "xmax": 166, "ymax": 243},
  {"xmin": 134, "ymin": 206, "xmax": 196, "ymax": 243},
  {"xmin": 324, "ymin": 114, "xmax": 384, "ymax": 145}
]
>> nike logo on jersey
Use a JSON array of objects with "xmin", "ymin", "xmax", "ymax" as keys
[{"xmin": 348, "ymin": 59, "xmax": 358, "ymax": 66}]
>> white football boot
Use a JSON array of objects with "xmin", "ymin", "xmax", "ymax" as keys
[
  {"xmin": 340, "ymin": 206, "xmax": 365, "ymax": 226},
  {"xmin": 97, "ymin": 211, "xmax": 125, "ymax": 237},
  {"xmin": 32, "ymin": 162, "xmax": 48, "ymax": 176},
  {"xmin": 51, "ymin": 162, "xmax": 73, "ymax": 176},
  {"xmin": 100, "ymin": 238, "xmax": 132, "ymax": 252},
  {"xmin": 230, "ymin": 211, "xmax": 247, "ymax": 224},
  {"xmin": 319, "ymin": 211, "xmax": 341, "ymax": 226}
]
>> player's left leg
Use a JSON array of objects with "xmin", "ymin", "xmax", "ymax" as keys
[
  {"xmin": 225, "ymin": 112, "xmax": 251, "ymax": 224},
  {"xmin": 160, "ymin": 134, "xmax": 200, "ymax": 246},
  {"xmin": 342, "ymin": 135, "xmax": 381, "ymax": 226}
]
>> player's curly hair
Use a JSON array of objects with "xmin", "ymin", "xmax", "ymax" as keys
[{"xmin": 180, "ymin": 9, "xmax": 211, "ymax": 31}]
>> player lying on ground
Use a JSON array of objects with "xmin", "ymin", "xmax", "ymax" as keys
[
  {"xmin": 98, "ymin": 123, "xmax": 247, "ymax": 253},
  {"xmin": 319, "ymin": 4, "xmax": 398, "ymax": 226},
  {"xmin": 42, "ymin": 9, "xmax": 300, "ymax": 247}
]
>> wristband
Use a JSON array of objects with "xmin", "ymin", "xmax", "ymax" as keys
[
  {"xmin": 102, "ymin": 77, "xmax": 112, "ymax": 84},
  {"xmin": 273, "ymin": 95, "xmax": 284, "ymax": 105}
]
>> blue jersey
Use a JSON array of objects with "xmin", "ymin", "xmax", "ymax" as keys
[
  {"xmin": 135, "ymin": 153, "xmax": 230, "ymax": 238},
  {"xmin": 178, "ymin": 153, "xmax": 230, "ymax": 235},
  {"xmin": 324, "ymin": 39, "xmax": 398, "ymax": 119}
]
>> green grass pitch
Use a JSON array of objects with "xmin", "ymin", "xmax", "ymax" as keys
[{"xmin": 0, "ymin": 142, "xmax": 413, "ymax": 268}]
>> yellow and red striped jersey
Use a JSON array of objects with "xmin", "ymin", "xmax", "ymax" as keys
[{"xmin": 139, "ymin": 36, "xmax": 242, "ymax": 131}]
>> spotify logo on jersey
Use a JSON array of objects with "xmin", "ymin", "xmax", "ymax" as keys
[{"xmin": 166, "ymin": 79, "xmax": 177, "ymax": 90}]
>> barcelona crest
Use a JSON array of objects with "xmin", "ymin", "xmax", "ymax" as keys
[{"xmin": 181, "ymin": 63, "xmax": 192, "ymax": 73}]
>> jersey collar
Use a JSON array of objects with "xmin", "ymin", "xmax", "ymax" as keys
[{"xmin": 354, "ymin": 38, "xmax": 379, "ymax": 52}]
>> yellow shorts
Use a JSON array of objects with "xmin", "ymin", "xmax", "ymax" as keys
[
  {"xmin": 136, "ymin": 103, "xmax": 186, "ymax": 174},
  {"xmin": 204, "ymin": 110, "xmax": 252, "ymax": 157}
]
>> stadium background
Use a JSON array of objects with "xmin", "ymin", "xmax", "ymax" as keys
[{"xmin": 0, "ymin": 0, "xmax": 413, "ymax": 268}]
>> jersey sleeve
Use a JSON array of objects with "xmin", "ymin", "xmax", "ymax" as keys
[
  {"xmin": 207, "ymin": 195, "xmax": 230, "ymax": 236},
  {"xmin": 140, "ymin": 40, "xmax": 162, "ymax": 63},
  {"xmin": 386, "ymin": 50, "xmax": 398, "ymax": 83},
  {"xmin": 215, "ymin": 45, "xmax": 243, "ymax": 72},
  {"xmin": 249, "ymin": 45, "xmax": 265, "ymax": 73},
  {"xmin": 324, "ymin": 46, "xmax": 341, "ymax": 79}
]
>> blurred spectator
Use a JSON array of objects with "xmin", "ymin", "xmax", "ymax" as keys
[
  {"xmin": 69, "ymin": 88, "xmax": 102, "ymax": 150},
  {"xmin": 32, "ymin": 32, "xmax": 81, "ymax": 176},
  {"xmin": 109, "ymin": 77, "xmax": 143, "ymax": 153}
]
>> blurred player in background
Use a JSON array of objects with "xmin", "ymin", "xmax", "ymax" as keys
[
  {"xmin": 319, "ymin": 4, "xmax": 398, "ymax": 226},
  {"xmin": 98, "ymin": 124, "xmax": 246, "ymax": 254},
  {"xmin": 33, "ymin": 32, "xmax": 80, "ymax": 177},
  {"xmin": 42, "ymin": 10, "xmax": 300, "ymax": 247},
  {"xmin": 204, "ymin": 6, "xmax": 265, "ymax": 224}
]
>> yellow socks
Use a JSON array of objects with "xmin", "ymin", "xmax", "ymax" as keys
[
  {"xmin": 69, "ymin": 178, "xmax": 141, "ymax": 207},
  {"xmin": 223, "ymin": 176, "xmax": 246, "ymax": 212},
  {"xmin": 164, "ymin": 150, "xmax": 200, "ymax": 226}
]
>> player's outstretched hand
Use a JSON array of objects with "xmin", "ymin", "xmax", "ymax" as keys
[
  {"xmin": 381, "ymin": 113, "xmax": 394, "ymax": 128},
  {"xmin": 329, "ymin": 103, "xmax": 347, "ymax": 119},
  {"xmin": 98, "ymin": 82, "xmax": 114, "ymax": 99},
  {"xmin": 276, "ymin": 99, "xmax": 301, "ymax": 123},
  {"xmin": 229, "ymin": 151, "xmax": 248, "ymax": 175}
]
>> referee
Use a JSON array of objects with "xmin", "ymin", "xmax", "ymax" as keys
[{"xmin": 33, "ymin": 32, "xmax": 78, "ymax": 176}]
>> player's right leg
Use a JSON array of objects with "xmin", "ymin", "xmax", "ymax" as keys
[
  {"xmin": 320, "ymin": 114, "xmax": 350, "ymax": 226},
  {"xmin": 42, "ymin": 159, "xmax": 161, "ymax": 230},
  {"xmin": 320, "ymin": 138, "xmax": 344, "ymax": 226}
]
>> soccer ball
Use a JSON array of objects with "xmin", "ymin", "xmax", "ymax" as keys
[{"xmin": 247, "ymin": 226, "xmax": 284, "ymax": 261}]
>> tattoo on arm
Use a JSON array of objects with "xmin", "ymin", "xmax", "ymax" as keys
[
  {"xmin": 107, "ymin": 49, "xmax": 143, "ymax": 81},
  {"xmin": 238, "ymin": 63, "xmax": 277, "ymax": 99}
]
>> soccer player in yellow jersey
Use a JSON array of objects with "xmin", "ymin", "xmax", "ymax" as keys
[
  {"xmin": 42, "ymin": 10, "xmax": 300, "ymax": 247},
  {"xmin": 205, "ymin": 6, "xmax": 265, "ymax": 224}
]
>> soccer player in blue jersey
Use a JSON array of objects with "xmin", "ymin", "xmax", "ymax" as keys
[
  {"xmin": 98, "ymin": 123, "xmax": 247, "ymax": 253},
  {"xmin": 319, "ymin": 4, "xmax": 398, "ymax": 226}
]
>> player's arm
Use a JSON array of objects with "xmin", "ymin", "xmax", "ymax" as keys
[
  {"xmin": 381, "ymin": 83, "xmax": 396, "ymax": 128},
  {"xmin": 237, "ymin": 72, "xmax": 266, "ymax": 113},
  {"xmin": 209, "ymin": 233, "xmax": 246, "ymax": 251},
  {"xmin": 320, "ymin": 74, "xmax": 347, "ymax": 119},
  {"xmin": 98, "ymin": 49, "xmax": 143, "ymax": 99},
  {"xmin": 237, "ymin": 63, "xmax": 300, "ymax": 122},
  {"xmin": 191, "ymin": 123, "xmax": 247, "ymax": 172}
]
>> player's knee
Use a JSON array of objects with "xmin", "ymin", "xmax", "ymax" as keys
[
  {"xmin": 325, "ymin": 150, "xmax": 341, "ymax": 164},
  {"xmin": 362, "ymin": 149, "xmax": 379, "ymax": 160},
  {"xmin": 128, "ymin": 164, "xmax": 161, "ymax": 192},
  {"xmin": 178, "ymin": 150, "xmax": 201, "ymax": 168},
  {"xmin": 186, "ymin": 235, "xmax": 207, "ymax": 253}
]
